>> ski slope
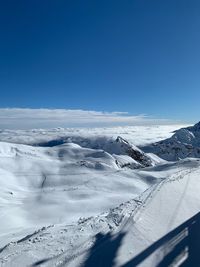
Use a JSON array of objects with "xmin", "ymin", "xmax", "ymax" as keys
[
  {"xmin": 0, "ymin": 124, "xmax": 200, "ymax": 267},
  {"xmin": 1, "ymin": 158, "xmax": 200, "ymax": 266}
]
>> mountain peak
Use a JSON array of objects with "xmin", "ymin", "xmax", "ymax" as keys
[{"xmin": 193, "ymin": 121, "xmax": 200, "ymax": 130}]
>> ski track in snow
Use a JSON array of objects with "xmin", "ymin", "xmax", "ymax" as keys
[
  {"xmin": 1, "ymin": 160, "xmax": 200, "ymax": 267},
  {"xmin": 0, "ymin": 124, "xmax": 200, "ymax": 267}
]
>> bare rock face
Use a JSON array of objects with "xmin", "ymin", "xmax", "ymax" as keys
[{"xmin": 115, "ymin": 136, "xmax": 153, "ymax": 167}]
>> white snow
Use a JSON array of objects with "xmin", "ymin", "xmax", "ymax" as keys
[
  {"xmin": 0, "ymin": 123, "xmax": 199, "ymax": 267},
  {"xmin": 143, "ymin": 122, "xmax": 200, "ymax": 161}
]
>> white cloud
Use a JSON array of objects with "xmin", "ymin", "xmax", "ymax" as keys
[{"xmin": 0, "ymin": 108, "xmax": 176, "ymax": 129}]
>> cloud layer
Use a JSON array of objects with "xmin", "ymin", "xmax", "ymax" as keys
[{"xmin": 0, "ymin": 108, "xmax": 175, "ymax": 129}]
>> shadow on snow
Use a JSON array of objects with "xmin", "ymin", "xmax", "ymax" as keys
[{"xmin": 30, "ymin": 212, "xmax": 200, "ymax": 267}]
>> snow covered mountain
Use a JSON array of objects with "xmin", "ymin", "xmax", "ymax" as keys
[
  {"xmin": 36, "ymin": 135, "xmax": 159, "ymax": 168},
  {"xmin": 1, "ymin": 125, "xmax": 200, "ymax": 267},
  {"xmin": 142, "ymin": 121, "xmax": 200, "ymax": 161},
  {"xmin": 1, "ymin": 157, "xmax": 200, "ymax": 267},
  {"xmin": 0, "ymin": 134, "xmax": 161, "ymax": 249}
]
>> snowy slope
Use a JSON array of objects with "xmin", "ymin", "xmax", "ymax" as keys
[
  {"xmin": 1, "ymin": 158, "xmax": 200, "ymax": 267},
  {"xmin": 0, "ymin": 137, "xmax": 160, "ymax": 248},
  {"xmin": 1, "ymin": 124, "xmax": 199, "ymax": 267},
  {"xmin": 39, "ymin": 135, "xmax": 158, "ymax": 167},
  {"xmin": 142, "ymin": 122, "xmax": 200, "ymax": 161}
]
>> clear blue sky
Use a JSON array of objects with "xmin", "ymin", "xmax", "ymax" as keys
[{"xmin": 0, "ymin": 0, "xmax": 200, "ymax": 122}]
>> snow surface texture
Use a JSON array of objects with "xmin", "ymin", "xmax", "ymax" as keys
[
  {"xmin": 1, "ymin": 124, "xmax": 200, "ymax": 267},
  {"xmin": 142, "ymin": 122, "xmax": 200, "ymax": 161}
]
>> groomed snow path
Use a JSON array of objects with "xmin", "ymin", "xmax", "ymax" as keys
[{"xmin": 1, "ymin": 159, "xmax": 200, "ymax": 267}]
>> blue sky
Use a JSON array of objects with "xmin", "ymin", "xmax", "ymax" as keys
[{"xmin": 0, "ymin": 0, "xmax": 200, "ymax": 125}]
